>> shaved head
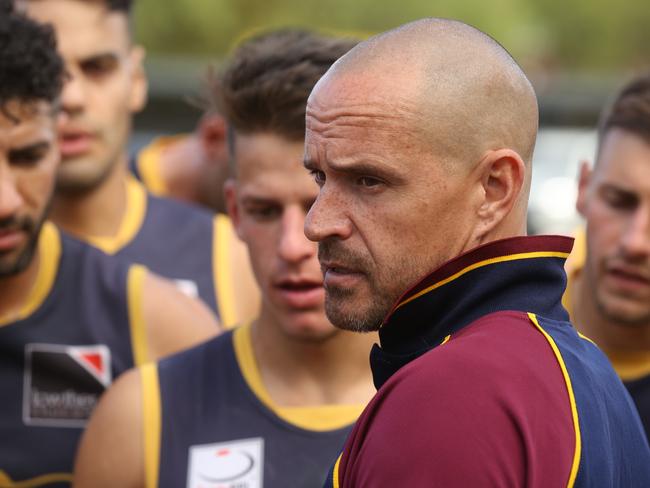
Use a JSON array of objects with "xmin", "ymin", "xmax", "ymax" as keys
[
  {"xmin": 309, "ymin": 18, "xmax": 537, "ymax": 195},
  {"xmin": 304, "ymin": 19, "xmax": 539, "ymax": 331}
]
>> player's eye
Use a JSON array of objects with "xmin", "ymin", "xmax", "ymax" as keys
[
  {"xmin": 246, "ymin": 205, "xmax": 282, "ymax": 221},
  {"xmin": 309, "ymin": 169, "xmax": 326, "ymax": 187},
  {"xmin": 9, "ymin": 144, "xmax": 49, "ymax": 167},
  {"xmin": 80, "ymin": 55, "xmax": 119, "ymax": 78},
  {"xmin": 357, "ymin": 176, "xmax": 382, "ymax": 188},
  {"xmin": 602, "ymin": 187, "xmax": 638, "ymax": 211}
]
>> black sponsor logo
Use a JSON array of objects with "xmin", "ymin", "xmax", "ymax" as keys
[{"xmin": 23, "ymin": 344, "xmax": 111, "ymax": 427}]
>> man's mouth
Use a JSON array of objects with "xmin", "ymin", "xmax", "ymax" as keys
[
  {"xmin": 59, "ymin": 130, "xmax": 94, "ymax": 158},
  {"xmin": 274, "ymin": 278, "xmax": 324, "ymax": 308},
  {"xmin": 0, "ymin": 228, "xmax": 26, "ymax": 252},
  {"xmin": 605, "ymin": 263, "xmax": 650, "ymax": 292}
]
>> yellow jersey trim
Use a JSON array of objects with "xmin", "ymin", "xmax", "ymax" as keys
[
  {"xmin": 215, "ymin": 214, "xmax": 237, "ymax": 329},
  {"xmin": 233, "ymin": 324, "xmax": 364, "ymax": 431},
  {"xmin": 128, "ymin": 264, "xmax": 149, "ymax": 366},
  {"xmin": 0, "ymin": 222, "xmax": 61, "ymax": 327},
  {"xmin": 332, "ymin": 453, "xmax": 343, "ymax": 488},
  {"xmin": 141, "ymin": 363, "xmax": 161, "ymax": 488},
  {"xmin": 528, "ymin": 312, "xmax": 581, "ymax": 488},
  {"xmin": 398, "ymin": 252, "xmax": 571, "ymax": 310},
  {"xmin": 440, "ymin": 334, "xmax": 451, "ymax": 345},
  {"xmin": 135, "ymin": 138, "xmax": 174, "ymax": 196},
  {"xmin": 0, "ymin": 470, "xmax": 73, "ymax": 487},
  {"xmin": 86, "ymin": 176, "xmax": 147, "ymax": 255}
]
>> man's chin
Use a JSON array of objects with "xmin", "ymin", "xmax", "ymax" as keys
[
  {"xmin": 598, "ymin": 294, "xmax": 650, "ymax": 327},
  {"xmin": 325, "ymin": 299, "xmax": 383, "ymax": 333}
]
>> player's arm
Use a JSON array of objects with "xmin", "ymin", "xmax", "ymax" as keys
[
  {"xmin": 142, "ymin": 270, "xmax": 221, "ymax": 362},
  {"xmin": 73, "ymin": 369, "xmax": 145, "ymax": 488}
]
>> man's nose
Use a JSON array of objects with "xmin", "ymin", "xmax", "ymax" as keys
[
  {"xmin": 304, "ymin": 187, "xmax": 352, "ymax": 243},
  {"xmin": 61, "ymin": 68, "xmax": 86, "ymax": 115},
  {"xmin": 278, "ymin": 206, "xmax": 316, "ymax": 263},
  {"xmin": 0, "ymin": 167, "xmax": 22, "ymax": 221},
  {"xmin": 621, "ymin": 206, "xmax": 650, "ymax": 259}
]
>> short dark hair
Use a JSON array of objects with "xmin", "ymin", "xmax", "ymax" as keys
[
  {"xmin": 213, "ymin": 29, "xmax": 357, "ymax": 142},
  {"xmin": 599, "ymin": 73, "xmax": 650, "ymax": 145},
  {"xmin": 0, "ymin": 0, "xmax": 64, "ymax": 113}
]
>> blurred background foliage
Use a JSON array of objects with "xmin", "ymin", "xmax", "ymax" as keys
[{"xmin": 133, "ymin": 0, "xmax": 650, "ymax": 72}]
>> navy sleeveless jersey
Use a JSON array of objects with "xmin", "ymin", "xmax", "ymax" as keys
[
  {"xmin": 0, "ymin": 223, "xmax": 143, "ymax": 487},
  {"xmin": 148, "ymin": 327, "xmax": 359, "ymax": 488},
  {"xmin": 86, "ymin": 177, "xmax": 221, "ymax": 319}
]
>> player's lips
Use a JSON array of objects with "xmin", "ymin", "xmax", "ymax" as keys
[
  {"xmin": 605, "ymin": 263, "xmax": 650, "ymax": 293},
  {"xmin": 0, "ymin": 228, "xmax": 25, "ymax": 252},
  {"xmin": 321, "ymin": 261, "xmax": 365, "ymax": 288},
  {"xmin": 274, "ymin": 277, "xmax": 324, "ymax": 308},
  {"xmin": 58, "ymin": 128, "xmax": 95, "ymax": 158}
]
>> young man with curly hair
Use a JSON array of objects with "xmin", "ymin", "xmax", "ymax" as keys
[{"xmin": 0, "ymin": 3, "xmax": 217, "ymax": 485}]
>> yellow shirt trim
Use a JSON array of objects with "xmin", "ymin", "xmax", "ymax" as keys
[
  {"xmin": 215, "ymin": 214, "xmax": 237, "ymax": 329},
  {"xmin": 85, "ymin": 176, "xmax": 147, "ymax": 255},
  {"xmin": 332, "ymin": 453, "xmax": 343, "ymax": 488},
  {"xmin": 608, "ymin": 351, "xmax": 650, "ymax": 382},
  {"xmin": 232, "ymin": 325, "xmax": 364, "ymax": 431},
  {"xmin": 0, "ymin": 222, "xmax": 61, "ymax": 327},
  {"xmin": 398, "ymin": 251, "xmax": 571, "ymax": 310},
  {"xmin": 135, "ymin": 136, "xmax": 185, "ymax": 197},
  {"xmin": 140, "ymin": 363, "xmax": 161, "ymax": 488},
  {"xmin": 128, "ymin": 264, "xmax": 149, "ymax": 366},
  {"xmin": 528, "ymin": 312, "xmax": 581, "ymax": 488},
  {"xmin": 563, "ymin": 227, "xmax": 586, "ymax": 317},
  {"xmin": 0, "ymin": 470, "xmax": 73, "ymax": 487}
]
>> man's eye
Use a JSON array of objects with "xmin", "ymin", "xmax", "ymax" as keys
[
  {"xmin": 357, "ymin": 176, "xmax": 382, "ymax": 187},
  {"xmin": 602, "ymin": 189, "xmax": 637, "ymax": 211},
  {"xmin": 81, "ymin": 56, "xmax": 118, "ymax": 78},
  {"xmin": 309, "ymin": 169, "xmax": 326, "ymax": 186},
  {"xmin": 247, "ymin": 206, "xmax": 281, "ymax": 220},
  {"xmin": 9, "ymin": 147, "xmax": 48, "ymax": 167}
]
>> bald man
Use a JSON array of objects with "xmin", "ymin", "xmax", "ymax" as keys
[{"xmin": 304, "ymin": 19, "xmax": 650, "ymax": 487}]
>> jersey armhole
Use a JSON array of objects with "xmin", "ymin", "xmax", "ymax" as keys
[
  {"xmin": 128, "ymin": 264, "xmax": 149, "ymax": 366},
  {"xmin": 141, "ymin": 362, "xmax": 161, "ymax": 488}
]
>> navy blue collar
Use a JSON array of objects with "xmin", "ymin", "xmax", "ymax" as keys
[{"xmin": 371, "ymin": 235, "xmax": 574, "ymax": 389}]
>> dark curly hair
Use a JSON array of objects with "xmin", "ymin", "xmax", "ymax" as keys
[
  {"xmin": 213, "ymin": 29, "xmax": 357, "ymax": 143},
  {"xmin": 0, "ymin": 0, "xmax": 65, "ymax": 113}
]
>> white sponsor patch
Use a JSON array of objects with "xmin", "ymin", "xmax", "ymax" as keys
[
  {"xmin": 175, "ymin": 279, "xmax": 199, "ymax": 299},
  {"xmin": 187, "ymin": 438, "xmax": 264, "ymax": 488}
]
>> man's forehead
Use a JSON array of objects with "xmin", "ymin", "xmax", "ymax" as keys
[
  {"xmin": 25, "ymin": 0, "xmax": 131, "ymax": 54},
  {"xmin": 0, "ymin": 101, "xmax": 56, "ymax": 145}
]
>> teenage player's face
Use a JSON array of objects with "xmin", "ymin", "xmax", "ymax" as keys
[
  {"xmin": 304, "ymin": 74, "xmax": 478, "ymax": 332},
  {"xmin": 0, "ymin": 101, "xmax": 59, "ymax": 277},
  {"xmin": 226, "ymin": 133, "xmax": 334, "ymax": 341},
  {"xmin": 25, "ymin": 0, "xmax": 146, "ymax": 193},
  {"xmin": 577, "ymin": 128, "xmax": 650, "ymax": 325}
]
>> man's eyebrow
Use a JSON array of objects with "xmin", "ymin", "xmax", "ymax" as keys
[
  {"xmin": 303, "ymin": 157, "xmax": 318, "ymax": 170},
  {"xmin": 9, "ymin": 141, "xmax": 50, "ymax": 155}
]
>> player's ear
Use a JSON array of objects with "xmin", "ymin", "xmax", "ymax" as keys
[
  {"xmin": 198, "ymin": 114, "xmax": 228, "ymax": 163},
  {"xmin": 576, "ymin": 160, "xmax": 592, "ymax": 218},
  {"xmin": 128, "ymin": 45, "xmax": 148, "ymax": 113},
  {"xmin": 224, "ymin": 179, "xmax": 244, "ymax": 241},
  {"xmin": 475, "ymin": 148, "xmax": 526, "ymax": 239}
]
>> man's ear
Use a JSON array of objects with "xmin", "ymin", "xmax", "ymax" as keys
[
  {"xmin": 475, "ymin": 148, "xmax": 526, "ymax": 239},
  {"xmin": 224, "ymin": 178, "xmax": 244, "ymax": 241},
  {"xmin": 198, "ymin": 114, "xmax": 228, "ymax": 162},
  {"xmin": 576, "ymin": 160, "xmax": 593, "ymax": 218},
  {"xmin": 128, "ymin": 45, "xmax": 148, "ymax": 113}
]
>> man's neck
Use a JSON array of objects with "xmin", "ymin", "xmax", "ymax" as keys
[
  {"xmin": 250, "ymin": 310, "xmax": 377, "ymax": 407},
  {"xmin": 157, "ymin": 134, "xmax": 203, "ymax": 202},
  {"xmin": 574, "ymin": 272, "xmax": 650, "ymax": 354},
  {"xmin": 50, "ymin": 157, "xmax": 128, "ymax": 240},
  {"xmin": 0, "ymin": 252, "xmax": 40, "ymax": 325}
]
